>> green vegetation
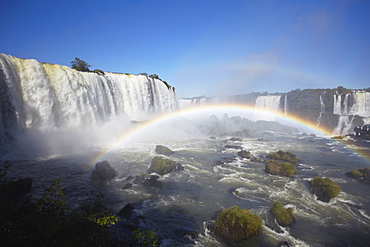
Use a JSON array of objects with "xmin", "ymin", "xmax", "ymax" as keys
[
  {"xmin": 70, "ymin": 57, "xmax": 91, "ymax": 72},
  {"xmin": 214, "ymin": 205, "xmax": 262, "ymax": 242},
  {"xmin": 270, "ymin": 201, "xmax": 294, "ymax": 227},
  {"xmin": 310, "ymin": 176, "xmax": 340, "ymax": 202},
  {"xmin": 345, "ymin": 167, "xmax": 370, "ymax": 183},
  {"xmin": 266, "ymin": 150, "xmax": 300, "ymax": 163},
  {"xmin": 0, "ymin": 176, "xmax": 158, "ymax": 246},
  {"xmin": 265, "ymin": 160, "xmax": 297, "ymax": 177}
]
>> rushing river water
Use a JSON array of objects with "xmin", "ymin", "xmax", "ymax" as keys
[{"xmin": 5, "ymin": 115, "xmax": 370, "ymax": 247}]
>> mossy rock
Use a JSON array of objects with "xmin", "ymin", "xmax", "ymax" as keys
[
  {"xmin": 345, "ymin": 167, "xmax": 370, "ymax": 184},
  {"xmin": 237, "ymin": 150, "xmax": 251, "ymax": 159},
  {"xmin": 270, "ymin": 201, "xmax": 294, "ymax": 227},
  {"xmin": 148, "ymin": 156, "xmax": 177, "ymax": 176},
  {"xmin": 214, "ymin": 205, "xmax": 262, "ymax": 242},
  {"xmin": 310, "ymin": 176, "xmax": 340, "ymax": 202},
  {"xmin": 155, "ymin": 145, "xmax": 174, "ymax": 155},
  {"xmin": 265, "ymin": 160, "xmax": 297, "ymax": 177},
  {"xmin": 266, "ymin": 150, "xmax": 300, "ymax": 163}
]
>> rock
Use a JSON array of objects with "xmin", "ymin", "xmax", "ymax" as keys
[
  {"xmin": 270, "ymin": 201, "xmax": 295, "ymax": 227},
  {"xmin": 224, "ymin": 144, "xmax": 242, "ymax": 149},
  {"xmin": 133, "ymin": 174, "xmax": 146, "ymax": 184},
  {"xmin": 214, "ymin": 205, "xmax": 262, "ymax": 242},
  {"xmin": 180, "ymin": 229, "xmax": 199, "ymax": 239},
  {"xmin": 265, "ymin": 160, "xmax": 297, "ymax": 177},
  {"xmin": 117, "ymin": 203, "xmax": 135, "ymax": 219},
  {"xmin": 155, "ymin": 145, "xmax": 174, "ymax": 155},
  {"xmin": 121, "ymin": 183, "xmax": 132, "ymax": 190},
  {"xmin": 278, "ymin": 240, "xmax": 294, "ymax": 247},
  {"xmin": 91, "ymin": 160, "xmax": 117, "ymax": 180},
  {"xmin": 148, "ymin": 156, "xmax": 180, "ymax": 176},
  {"xmin": 229, "ymin": 137, "xmax": 242, "ymax": 142},
  {"xmin": 310, "ymin": 176, "xmax": 340, "ymax": 202},
  {"xmin": 143, "ymin": 175, "xmax": 162, "ymax": 188},
  {"xmin": 2, "ymin": 177, "xmax": 33, "ymax": 197},
  {"xmin": 237, "ymin": 150, "xmax": 251, "ymax": 159},
  {"xmin": 346, "ymin": 167, "xmax": 370, "ymax": 184},
  {"xmin": 266, "ymin": 150, "xmax": 300, "ymax": 163}
]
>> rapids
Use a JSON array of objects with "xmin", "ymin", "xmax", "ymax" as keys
[{"xmin": 5, "ymin": 113, "xmax": 370, "ymax": 247}]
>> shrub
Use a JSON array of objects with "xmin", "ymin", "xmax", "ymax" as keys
[
  {"xmin": 270, "ymin": 201, "xmax": 294, "ymax": 227},
  {"xmin": 70, "ymin": 57, "xmax": 91, "ymax": 72},
  {"xmin": 310, "ymin": 176, "xmax": 340, "ymax": 202},
  {"xmin": 0, "ymin": 179, "xmax": 158, "ymax": 246},
  {"xmin": 214, "ymin": 205, "xmax": 262, "ymax": 242}
]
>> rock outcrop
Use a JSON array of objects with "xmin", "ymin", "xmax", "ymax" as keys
[
  {"xmin": 346, "ymin": 167, "xmax": 370, "ymax": 184},
  {"xmin": 155, "ymin": 145, "xmax": 174, "ymax": 155},
  {"xmin": 270, "ymin": 201, "xmax": 295, "ymax": 227},
  {"xmin": 91, "ymin": 161, "xmax": 117, "ymax": 180},
  {"xmin": 148, "ymin": 156, "xmax": 183, "ymax": 176},
  {"xmin": 265, "ymin": 160, "xmax": 297, "ymax": 177},
  {"xmin": 310, "ymin": 176, "xmax": 340, "ymax": 202},
  {"xmin": 214, "ymin": 205, "xmax": 262, "ymax": 242}
]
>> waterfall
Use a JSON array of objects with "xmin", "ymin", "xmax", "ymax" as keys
[
  {"xmin": 0, "ymin": 53, "xmax": 178, "ymax": 144},
  {"xmin": 316, "ymin": 91, "xmax": 326, "ymax": 127},
  {"xmin": 332, "ymin": 91, "xmax": 370, "ymax": 135},
  {"xmin": 284, "ymin": 95, "xmax": 288, "ymax": 115},
  {"xmin": 255, "ymin": 95, "xmax": 281, "ymax": 112},
  {"xmin": 333, "ymin": 94, "xmax": 342, "ymax": 115}
]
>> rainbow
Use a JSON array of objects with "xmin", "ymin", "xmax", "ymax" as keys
[{"xmin": 89, "ymin": 103, "xmax": 368, "ymax": 167}]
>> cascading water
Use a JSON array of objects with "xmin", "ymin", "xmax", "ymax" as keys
[
  {"xmin": 316, "ymin": 91, "xmax": 326, "ymax": 127},
  {"xmin": 255, "ymin": 95, "xmax": 281, "ymax": 112},
  {"xmin": 333, "ymin": 91, "xmax": 370, "ymax": 135},
  {"xmin": 0, "ymin": 53, "xmax": 178, "ymax": 149}
]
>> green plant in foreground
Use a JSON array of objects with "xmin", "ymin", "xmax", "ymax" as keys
[{"xmin": 0, "ymin": 178, "xmax": 158, "ymax": 246}]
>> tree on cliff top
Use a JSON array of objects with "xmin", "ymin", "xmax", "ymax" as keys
[{"xmin": 71, "ymin": 57, "xmax": 91, "ymax": 72}]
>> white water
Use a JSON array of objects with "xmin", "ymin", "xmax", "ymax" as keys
[
  {"xmin": 334, "ymin": 91, "xmax": 370, "ymax": 117},
  {"xmin": 333, "ymin": 91, "xmax": 370, "ymax": 135},
  {"xmin": 316, "ymin": 91, "xmax": 326, "ymax": 127},
  {"xmin": 255, "ymin": 95, "xmax": 281, "ymax": 112},
  {"xmin": 0, "ymin": 53, "xmax": 178, "ymax": 145}
]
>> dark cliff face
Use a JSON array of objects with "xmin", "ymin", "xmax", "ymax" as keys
[
  {"xmin": 286, "ymin": 89, "xmax": 340, "ymax": 131},
  {"xmin": 192, "ymin": 87, "xmax": 369, "ymax": 134}
]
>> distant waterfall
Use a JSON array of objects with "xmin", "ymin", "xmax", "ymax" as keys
[
  {"xmin": 316, "ymin": 91, "xmax": 326, "ymax": 127},
  {"xmin": 284, "ymin": 95, "xmax": 288, "ymax": 115},
  {"xmin": 0, "ymin": 53, "xmax": 178, "ymax": 143},
  {"xmin": 333, "ymin": 91, "xmax": 370, "ymax": 135},
  {"xmin": 255, "ymin": 95, "xmax": 281, "ymax": 112}
]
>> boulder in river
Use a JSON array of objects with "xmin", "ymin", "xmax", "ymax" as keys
[
  {"xmin": 310, "ymin": 176, "xmax": 340, "ymax": 202},
  {"xmin": 214, "ymin": 205, "xmax": 262, "ymax": 242},
  {"xmin": 155, "ymin": 145, "xmax": 174, "ymax": 155},
  {"xmin": 148, "ymin": 156, "xmax": 182, "ymax": 176},
  {"xmin": 91, "ymin": 160, "xmax": 117, "ymax": 180}
]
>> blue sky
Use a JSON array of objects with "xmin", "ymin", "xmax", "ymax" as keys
[{"xmin": 1, "ymin": 0, "xmax": 369, "ymax": 97}]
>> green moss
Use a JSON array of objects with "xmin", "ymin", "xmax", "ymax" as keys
[
  {"xmin": 348, "ymin": 169, "xmax": 364, "ymax": 179},
  {"xmin": 266, "ymin": 150, "xmax": 300, "ymax": 163},
  {"xmin": 270, "ymin": 201, "xmax": 294, "ymax": 227},
  {"xmin": 265, "ymin": 160, "xmax": 297, "ymax": 177},
  {"xmin": 214, "ymin": 205, "xmax": 262, "ymax": 242},
  {"xmin": 310, "ymin": 176, "xmax": 340, "ymax": 202}
]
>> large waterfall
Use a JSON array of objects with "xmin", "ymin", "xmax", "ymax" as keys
[
  {"xmin": 255, "ymin": 95, "xmax": 281, "ymax": 112},
  {"xmin": 0, "ymin": 53, "xmax": 178, "ymax": 147},
  {"xmin": 333, "ymin": 91, "xmax": 370, "ymax": 135}
]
